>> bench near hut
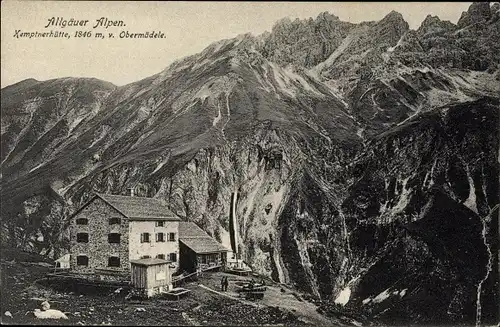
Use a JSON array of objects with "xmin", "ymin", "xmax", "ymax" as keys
[{"xmin": 235, "ymin": 280, "xmax": 267, "ymax": 300}]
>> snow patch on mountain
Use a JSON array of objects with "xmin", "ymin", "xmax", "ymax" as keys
[
  {"xmin": 387, "ymin": 35, "xmax": 405, "ymax": 53},
  {"xmin": 310, "ymin": 29, "xmax": 360, "ymax": 77},
  {"xmin": 463, "ymin": 168, "xmax": 478, "ymax": 214},
  {"xmin": 29, "ymin": 163, "xmax": 45, "ymax": 173},
  {"xmin": 372, "ymin": 289, "xmax": 392, "ymax": 303},
  {"xmin": 268, "ymin": 62, "xmax": 323, "ymax": 97},
  {"xmin": 68, "ymin": 115, "xmax": 85, "ymax": 134},
  {"xmin": 379, "ymin": 175, "xmax": 413, "ymax": 222},
  {"xmin": 151, "ymin": 154, "xmax": 171, "ymax": 175},
  {"xmin": 334, "ymin": 287, "xmax": 351, "ymax": 305}
]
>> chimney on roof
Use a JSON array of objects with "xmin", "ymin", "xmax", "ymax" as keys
[{"xmin": 128, "ymin": 187, "xmax": 135, "ymax": 197}]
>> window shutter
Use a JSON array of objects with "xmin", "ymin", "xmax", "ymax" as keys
[
  {"xmin": 108, "ymin": 256, "xmax": 120, "ymax": 267},
  {"xmin": 141, "ymin": 233, "xmax": 144, "ymax": 243},
  {"xmin": 77, "ymin": 233, "xmax": 89, "ymax": 243},
  {"xmin": 77, "ymin": 255, "xmax": 89, "ymax": 266}
]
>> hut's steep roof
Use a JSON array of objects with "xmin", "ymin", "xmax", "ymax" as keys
[
  {"xmin": 180, "ymin": 238, "xmax": 229, "ymax": 254},
  {"xmin": 179, "ymin": 222, "xmax": 229, "ymax": 254},
  {"xmin": 96, "ymin": 193, "xmax": 179, "ymax": 221},
  {"xmin": 179, "ymin": 221, "xmax": 212, "ymax": 238}
]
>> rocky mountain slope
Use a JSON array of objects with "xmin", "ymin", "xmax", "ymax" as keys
[{"xmin": 1, "ymin": 2, "xmax": 499, "ymax": 325}]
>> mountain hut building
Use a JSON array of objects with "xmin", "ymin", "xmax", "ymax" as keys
[{"xmin": 68, "ymin": 192, "xmax": 229, "ymax": 285}]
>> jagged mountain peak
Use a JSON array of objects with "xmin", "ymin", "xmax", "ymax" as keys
[
  {"xmin": 382, "ymin": 10, "xmax": 405, "ymax": 20},
  {"xmin": 377, "ymin": 10, "xmax": 408, "ymax": 29},
  {"xmin": 235, "ymin": 32, "xmax": 256, "ymax": 41},
  {"xmin": 457, "ymin": 2, "xmax": 492, "ymax": 28},
  {"xmin": 420, "ymin": 14, "xmax": 445, "ymax": 26},
  {"xmin": 316, "ymin": 11, "xmax": 341, "ymax": 22},
  {"xmin": 417, "ymin": 14, "xmax": 456, "ymax": 36},
  {"xmin": 261, "ymin": 11, "xmax": 355, "ymax": 68},
  {"xmin": 271, "ymin": 11, "xmax": 341, "ymax": 30},
  {"xmin": 272, "ymin": 16, "xmax": 294, "ymax": 29},
  {"xmin": 368, "ymin": 10, "xmax": 409, "ymax": 47}
]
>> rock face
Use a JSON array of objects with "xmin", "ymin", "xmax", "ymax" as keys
[
  {"xmin": 457, "ymin": 2, "xmax": 492, "ymax": 28},
  {"xmin": 1, "ymin": 3, "xmax": 499, "ymax": 325},
  {"xmin": 417, "ymin": 15, "xmax": 456, "ymax": 37},
  {"xmin": 260, "ymin": 12, "xmax": 355, "ymax": 68},
  {"xmin": 337, "ymin": 99, "xmax": 499, "ymax": 325}
]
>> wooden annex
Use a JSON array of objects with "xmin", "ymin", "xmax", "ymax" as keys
[
  {"xmin": 179, "ymin": 222, "xmax": 229, "ymax": 272},
  {"xmin": 130, "ymin": 258, "xmax": 172, "ymax": 297}
]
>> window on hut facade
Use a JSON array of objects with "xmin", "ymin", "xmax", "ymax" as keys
[
  {"xmin": 109, "ymin": 217, "xmax": 121, "ymax": 225},
  {"xmin": 108, "ymin": 233, "xmax": 121, "ymax": 244},
  {"xmin": 167, "ymin": 232, "xmax": 176, "ymax": 242},
  {"xmin": 156, "ymin": 254, "xmax": 165, "ymax": 259},
  {"xmin": 108, "ymin": 256, "xmax": 120, "ymax": 267},
  {"xmin": 77, "ymin": 255, "xmax": 89, "ymax": 266},
  {"xmin": 76, "ymin": 233, "xmax": 89, "ymax": 243},
  {"xmin": 76, "ymin": 218, "xmax": 88, "ymax": 225},
  {"xmin": 140, "ymin": 233, "xmax": 150, "ymax": 243},
  {"xmin": 169, "ymin": 253, "xmax": 177, "ymax": 262},
  {"xmin": 141, "ymin": 255, "xmax": 151, "ymax": 259},
  {"xmin": 156, "ymin": 221, "xmax": 165, "ymax": 227},
  {"xmin": 156, "ymin": 232, "xmax": 165, "ymax": 242}
]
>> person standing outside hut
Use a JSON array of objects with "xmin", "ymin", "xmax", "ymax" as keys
[
  {"xmin": 223, "ymin": 276, "xmax": 229, "ymax": 292},
  {"xmin": 221, "ymin": 276, "xmax": 225, "ymax": 292}
]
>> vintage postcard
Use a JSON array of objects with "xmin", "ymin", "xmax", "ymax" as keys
[{"xmin": 1, "ymin": 1, "xmax": 499, "ymax": 326}]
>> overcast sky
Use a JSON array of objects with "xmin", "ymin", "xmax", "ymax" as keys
[{"xmin": 1, "ymin": 1, "xmax": 472, "ymax": 88}]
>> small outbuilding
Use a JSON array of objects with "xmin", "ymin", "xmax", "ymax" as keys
[
  {"xmin": 55, "ymin": 254, "xmax": 71, "ymax": 269},
  {"xmin": 130, "ymin": 258, "xmax": 172, "ymax": 297}
]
